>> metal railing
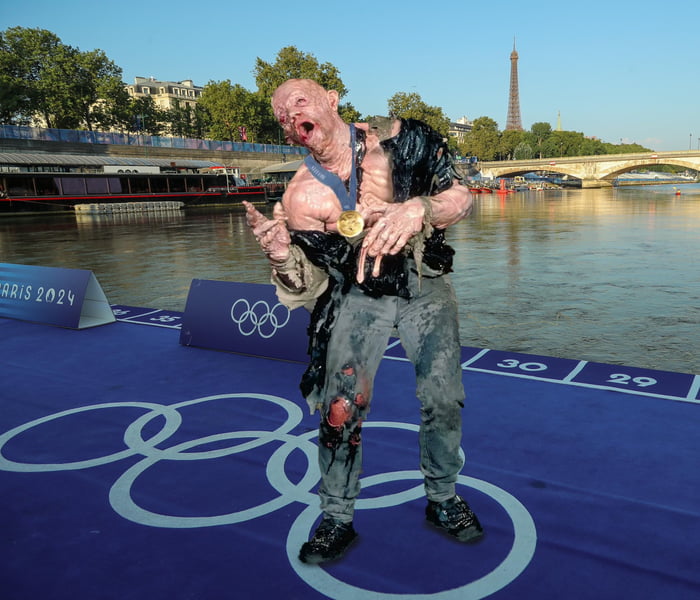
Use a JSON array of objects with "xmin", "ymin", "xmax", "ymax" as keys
[{"xmin": 0, "ymin": 124, "xmax": 306, "ymax": 156}]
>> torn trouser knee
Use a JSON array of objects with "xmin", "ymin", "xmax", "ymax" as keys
[{"xmin": 317, "ymin": 362, "xmax": 371, "ymax": 522}]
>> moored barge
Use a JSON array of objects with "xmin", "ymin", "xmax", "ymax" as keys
[{"xmin": 0, "ymin": 171, "xmax": 267, "ymax": 214}]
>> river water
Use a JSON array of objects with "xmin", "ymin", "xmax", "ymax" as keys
[{"xmin": 1, "ymin": 183, "xmax": 698, "ymax": 374}]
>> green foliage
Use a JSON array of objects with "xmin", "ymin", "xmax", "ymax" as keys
[
  {"xmin": 198, "ymin": 81, "xmax": 273, "ymax": 143},
  {"xmin": 0, "ymin": 27, "xmax": 63, "ymax": 125},
  {"xmin": 387, "ymin": 92, "xmax": 450, "ymax": 137},
  {"xmin": 338, "ymin": 103, "xmax": 362, "ymax": 124},
  {"xmin": 254, "ymin": 46, "xmax": 348, "ymax": 102},
  {"xmin": 513, "ymin": 141, "xmax": 534, "ymax": 160},
  {"xmin": 0, "ymin": 26, "xmax": 124, "ymax": 130},
  {"xmin": 129, "ymin": 96, "xmax": 167, "ymax": 135},
  {"xmin": 498, "ymin": 129, "xmax": 525, "ymax": 160},
  {"xmin": 461, "ymin": 117, "xmax": 500, "ymax": 161},
  {"xmin": 250, "ymin": 46, "xmax": 351, "ymax": 142}
]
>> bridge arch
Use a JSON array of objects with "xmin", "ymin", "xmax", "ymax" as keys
[
  {"xmin": 476, "ymin": 150, "xmax": 700, "ymax": 188},
  {"xmin": 597, "ymin": 158, "xmax": 700, "ymax": 180}
]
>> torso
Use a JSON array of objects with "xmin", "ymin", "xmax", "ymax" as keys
[{"xmin": 282, "ymin": 122, "xmax": 399, "ymax": 233}]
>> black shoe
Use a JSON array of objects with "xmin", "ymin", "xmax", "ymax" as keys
[
  {"xmin": 426, "ymin": 495, "xmax": 484, "ymax": 543},
  {"xmin": 299, "ymin": 517, "xmax": 358, "ymax": 564}
]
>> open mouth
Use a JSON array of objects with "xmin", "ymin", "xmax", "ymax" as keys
[{"xmin": 296, "ymin": 121, "xmax": 315, "ymax": 142}]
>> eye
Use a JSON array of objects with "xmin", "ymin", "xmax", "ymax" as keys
[{"xmin": 295, "ymin": 97, "xmax": 308, "ymax": 106}]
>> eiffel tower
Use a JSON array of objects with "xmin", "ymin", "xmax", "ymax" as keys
[{"xmin": 505, "ymin": 39, "xmax": 523, "ymax": 131}]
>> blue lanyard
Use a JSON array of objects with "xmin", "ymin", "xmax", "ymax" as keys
[{"xmin": 303, "ymin": 124, "xmax": 357, "ymax": 212}]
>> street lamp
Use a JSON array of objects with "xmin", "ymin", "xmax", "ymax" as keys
[{"xmin": 690, "ymin": 133, "xmax": 693, "ymax": 150}]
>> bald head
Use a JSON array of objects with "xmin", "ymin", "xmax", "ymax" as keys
[{"xmin": 271, "ymin": 79, "xmax": 343, "ymax": 152}]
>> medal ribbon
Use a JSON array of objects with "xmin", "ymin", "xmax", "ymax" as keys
[{"xmin": 303, "ymin": 124, "xmax": 357, "ymax": 211}]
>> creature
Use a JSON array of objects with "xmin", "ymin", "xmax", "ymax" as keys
[{"xmin": 244, "ymin": 78, "xmax": 483, "ymax": 564}]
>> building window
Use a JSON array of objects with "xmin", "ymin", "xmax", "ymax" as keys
[{"xmin": 141, "ymin": 87, "xmax": 150, "ymax": 94}]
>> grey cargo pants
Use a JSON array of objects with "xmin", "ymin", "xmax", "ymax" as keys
[{"xmin": 316, "ymin": 265, "xmax": 465, "ymax": 523}]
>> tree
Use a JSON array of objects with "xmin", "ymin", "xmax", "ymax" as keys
[
  {"xmin": 0, "ymin": 26, "xmax": 124, "ymax": 130},
  {"xmin": 0, "ymin": 27, "xmax": 63, "ymax": 125},
  {"xmin": 338, "ymin": 103, "xmax": 362, "ymax": 124},
  {"xmin": 577, "ymin": 136, "xmax": 607, "ymax": 156},
  {"xmin": 70, "ymin": 49, "xmax": 124, "ymax": 131},
  {"xmin": 252, "ymin": 46, "xmax": 353, "ymax": 143},
  {"xmin": 462, "ymin": 116, "xmax": 500, "ymax": 161},
  {"xmin": 90, "ymin": 74, "xmax": 132, "ymax": 132},
  {"xmin": 387, "ymin": 92, "xmax": 451, "ymax": 138},
  {"xmin": 254, "ymin": 46, "xmax": 348, "ymax": 101},
  {"xmin": 129, "ymin": 96, "xmax": 166, "ymax": 136},
  {"xmin": 199, "ymin": 80, "xmax": 269, "ymax": 142},
  {"xmin": 523, "ymin": 122, "xmax": 552, "ymax": 159},
  {"xmin": 167, "ymin": 100, "xmax": 194, "ymax": 138},
  {"xmin": 498, "ymin": 129, "xmax": 525, "ymax": 160},
  {"xmin": 513, "ymin": 141, "xmax": 534, "ymax": 160}
]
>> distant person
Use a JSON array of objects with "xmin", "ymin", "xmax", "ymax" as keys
[{"xmin": 244, "ymin": 78, "xmax": 482, "ymax": 564}]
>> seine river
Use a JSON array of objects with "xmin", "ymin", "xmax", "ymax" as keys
[{"xmin": 1, "ymin": 183, "xmax": 698, "ymax": 375}]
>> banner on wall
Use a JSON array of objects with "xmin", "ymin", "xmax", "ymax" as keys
[
  {"xmin": 0, "ymin": 263, "xmax": 115, "ymax": 329},
  {"xmin": 179, "ymin": 279, "xmax": 310, "ymax": 363}
]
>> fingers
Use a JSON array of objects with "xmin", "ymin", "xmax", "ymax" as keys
[
  {"xmin": 389, "ymin": 231, "xmax": 412, "ymax": 254},
  {"xmin": 355, "ymin": 242, "xmax": 383, "ymax": 283},
  {"xmin": 372, "ymin": 254, "xmax": 383, "ymax": 278},
  {"xmin": 361, "ymin": 220, "xmax": 387, "ymax": 254},
  {"xmin": 356, "ymin": 245, "xmax": 367, "ymax": 284},
  {"xmin": 252, "ymin": 218, "xmax": 280, "ymax": 238},
  {"xmin": 243, "ymin": 201, "xmax": 265, "ymax": 228},
  {"xmin": 363, "ymin": 220, "xmax": 406, "ymax": 257},
  {"xmin": 256, "ymin": 221, "xmax": 288, "ymax": 250}
]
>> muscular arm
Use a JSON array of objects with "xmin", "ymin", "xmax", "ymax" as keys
[
  {"xmin": 282, "ymin": 167, "xmax": 338, "ymax": 231},
  {"xmin": 426, "ymin": 179, "xmax": 473, "ymax": 229}
]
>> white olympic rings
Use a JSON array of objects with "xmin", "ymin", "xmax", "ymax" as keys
[
  {"xmin": 230, "ymin": 298, "xmax": 290, "ymax": 338},
  {"xmin": 0, "ymin": 394, "xmax": 537, "ymax": 599}
]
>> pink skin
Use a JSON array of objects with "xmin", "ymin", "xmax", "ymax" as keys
[
  {"xmin": 246, "ymin": 79, "xmax": 473, "ymax": 280},
  {"xmin": 243, "ymin": 200, "xmax": 290, "ymax": 263}
]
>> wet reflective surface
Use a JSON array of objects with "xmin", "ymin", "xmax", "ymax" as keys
[{"xmin": 1, "ymin": 184, "xmax": 698, "ymax": 374}]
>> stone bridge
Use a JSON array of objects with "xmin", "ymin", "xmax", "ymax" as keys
[{"xmin": 476, "ymin": 150, "xmax": 700, "ymax": 188}]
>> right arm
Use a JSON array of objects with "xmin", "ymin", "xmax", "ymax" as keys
[{"xmin": 243, "ymin": 197, "xmax": 329, "ymax": 308}]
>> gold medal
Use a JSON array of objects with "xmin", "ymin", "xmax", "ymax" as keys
[{"xmin": 337, "ymin": 210, "xmax": 364, "ymax": 238}]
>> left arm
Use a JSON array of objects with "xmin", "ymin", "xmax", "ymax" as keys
[{"xmin": 361, "ymin": 180, "xmax": 472, "ymax": 258}]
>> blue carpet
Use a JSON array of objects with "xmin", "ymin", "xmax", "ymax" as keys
[{"xmin": 1, "ymin": 304, "xmax": 699, "ymax": 600}]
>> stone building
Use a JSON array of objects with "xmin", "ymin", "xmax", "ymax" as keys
[
  {"xmin": 126, "ymin": 77, "xmax": 203, "ymax": 111},
  {"xmin": 448, "ymin": 116, "xmax": 472, "ymax": 144}
]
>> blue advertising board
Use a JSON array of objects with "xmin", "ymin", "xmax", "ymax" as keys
[
  {"xmin": 0, "ymin": 263, "xmax": 115, "ymax": 329},
  {"xmin": 179, "ymin": 279, "xmax": 310, "ymax": 363}
]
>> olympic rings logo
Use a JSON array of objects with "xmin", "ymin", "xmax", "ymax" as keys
[
  {"xmin": 230, "ymin": 298, "xmax": 290, "ymax": 338},
  {"xmin": 0, "ymin": 394, "xmax": 537, "ymax": 599}
]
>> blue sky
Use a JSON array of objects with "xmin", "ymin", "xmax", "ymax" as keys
[{"xmin": 2, "ymin": 0, "xmax": 698, "ymax": 151}]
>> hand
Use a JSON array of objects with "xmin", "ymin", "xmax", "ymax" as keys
[
  {"xmin": 356, "ymin": 199, "xmax": 426, "ymax": 281},
  {"xmin": 243, "ymin": 201, "xmax": 291, "ymax": 264}
]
